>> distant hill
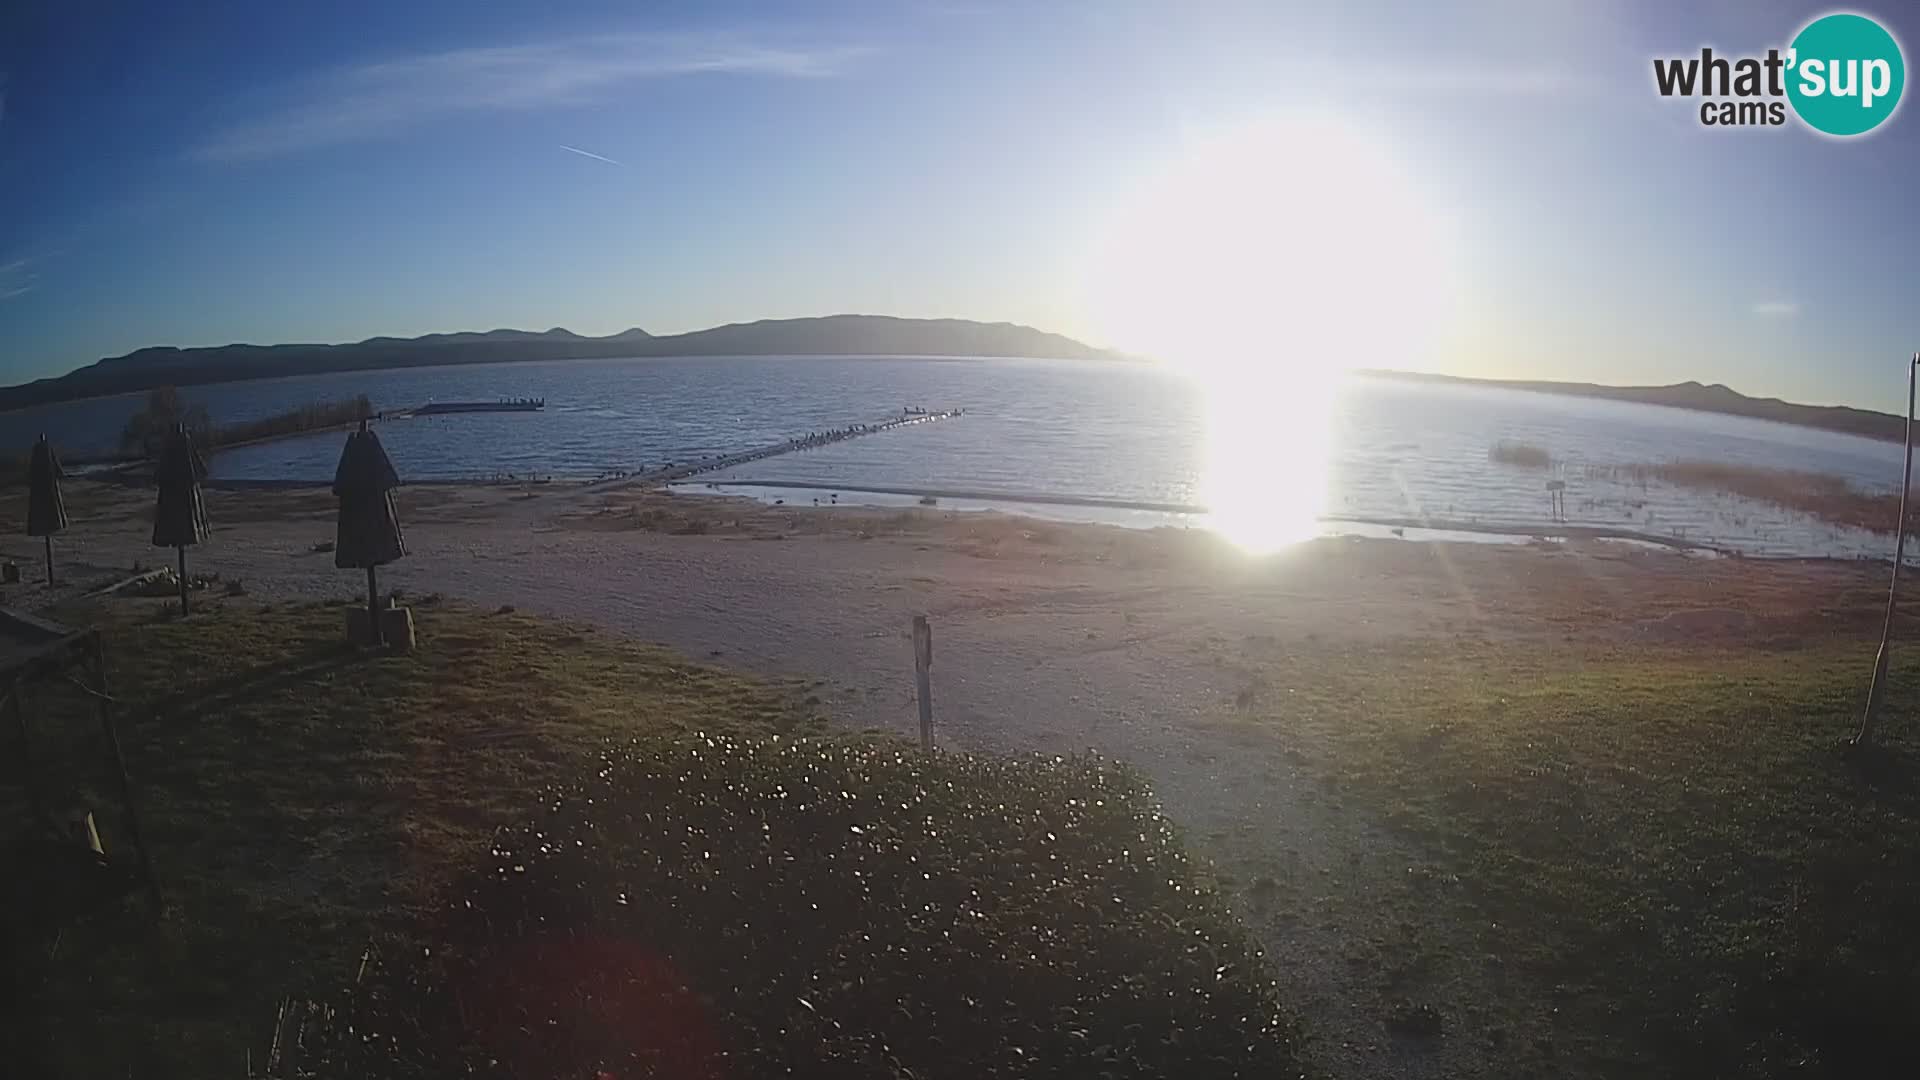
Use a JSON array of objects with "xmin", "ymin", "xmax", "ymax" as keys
[
  {"xmin": 1, "ymin": 315, "xmax": 1125, "ymax": 411},
  {"xmin": 11, "ymin": 320, "xmax": 1896, "ymax": 447},
  {"xmin": 1368, "ymin": 370, "xmax": 1907, "ymax": 445}
]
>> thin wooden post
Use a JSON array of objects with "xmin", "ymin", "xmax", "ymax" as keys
[
  {"xmin": 912, "ymin": 615, "xmax": 934, "ymax": 750},
  {"xmin": 366, "ymin": 566, "xmax": 384, "ymax": 647},
  {"xmin": 176, "ymin": 546, "xmax": 189, "ymax": 615},
  {"xmin": 1858, "ymin": 352, "xmax": 1920, "ymax": 745},
  {"xmin": 43, "ymin": 536, "xmax": 54, "ymax": 586}
]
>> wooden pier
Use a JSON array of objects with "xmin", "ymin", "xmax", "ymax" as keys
[{"xmin": 402, "ymin": 398, "xmax": 545, "ymax": 417}]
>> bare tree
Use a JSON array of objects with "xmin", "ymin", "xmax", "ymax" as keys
[{"xmin": 120, "ymin": 387, "xmax": 212, "ymax": 460}]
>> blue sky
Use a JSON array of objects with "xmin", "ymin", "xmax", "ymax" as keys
[{"xmin": 1, "ymin": 0, "xmax": 1916, "ymax": 408}]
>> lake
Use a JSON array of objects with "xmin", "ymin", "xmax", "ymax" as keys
[{"xmin": 7, "ymin": 354, "xmax": 1906, "ymax": 559}]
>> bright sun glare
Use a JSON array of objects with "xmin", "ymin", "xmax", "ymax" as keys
[{"xmin": 1084, "ymin": 113, "xmax": 1456, "ymax": 552}]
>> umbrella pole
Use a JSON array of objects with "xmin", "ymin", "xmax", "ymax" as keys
[
  {"xmin": 367, "ymin": 566, "xmax": 384, "ymax": 647},
  {"xmin": 177, "ymin": 547, "xmax": 189, "ymax": 615},
  {"xmin": 44, "ymin": 536, "xmax": 54, "ymax": 586}
]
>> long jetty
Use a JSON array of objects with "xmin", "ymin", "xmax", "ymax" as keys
[{"xmin": 591, "ymin": 408, "xmax": 964, "ymax": 488}]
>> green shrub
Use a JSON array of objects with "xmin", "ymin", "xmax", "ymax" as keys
[{"xmin": 304, "ymin": 736, "xmax": 1303, "ymax": 1079}]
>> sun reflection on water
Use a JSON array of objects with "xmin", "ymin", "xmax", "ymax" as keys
[
  {"xmin": 1198, "ymin": 366, "xmax": 1341, "ymax": 552},
  {"xmin": 1079, "ymin": 111, "xmax": 1456, "ymax": 554}
]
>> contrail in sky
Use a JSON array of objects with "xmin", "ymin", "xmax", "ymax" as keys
[{"xmin": 558, "ymin": 144, "xmax": 622, "ymax": 165}]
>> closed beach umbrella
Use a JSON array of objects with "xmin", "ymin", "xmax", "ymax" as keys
[
  {"xmin": 333, "ymin": 420, "xmax": 406, "ymax": 644},
  {"xmin": 152, "ymin": 424, "xmax": 210, "ymax": 614},
  {"xmin": 27, "ymin": 433, "xmax": 69, "ymax": 585}
]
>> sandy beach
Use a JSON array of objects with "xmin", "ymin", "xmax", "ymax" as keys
[{"xmin": 6, "ymin": 479, "xmax": 1901, "ymax": 1078}]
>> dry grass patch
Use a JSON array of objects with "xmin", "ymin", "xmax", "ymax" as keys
[{"xmin": 1588, "ymin": 460, "xmax": 1910, "ymax": 535}]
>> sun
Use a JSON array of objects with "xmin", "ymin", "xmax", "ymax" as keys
[{"xmin": 1080, "ymin": 113, "xmax": 1457, "ymax": 550}]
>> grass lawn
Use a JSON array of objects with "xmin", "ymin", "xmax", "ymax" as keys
[
  {"xmin": 12, "ymin": 590, "xmax": 1920, "ymax": 1078},
  {"xmin": 1223, "ymin": 634, "xmax": 1920, "ymax": 1077},
  {"xmin": 5, "ymin": 595, "xmax": 1299, "ymax": 1079},
  {"xmin": 5, "ymin": 594, "xmax": 830, "ymax": 1077}
]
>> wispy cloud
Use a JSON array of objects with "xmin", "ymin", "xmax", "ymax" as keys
[
  {"xmin": 195, "ymin": 32, "xmax": 865, "ymax": 162},
  {"xmin": 0, "ymin": 258, "xmax": 35, "ymax": 301},
  {"xmin": 1292, "ymin": 60, "xmax": 1592, "ymax": 98},
  {"xmin": 914, "ymin": 1, "xmax": 1002, "ymax": 16},
  {"xmin": 1752, "ymin": 300, "xmax": 1799, "ymax": 317},
  {"xmin": 558, "ymin": 143, "xmax": 622, "ymax": 166}
]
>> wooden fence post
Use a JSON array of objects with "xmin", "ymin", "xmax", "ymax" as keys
[{"xmin": 913, "ymin": 615, "xmax": 934, "ymax": 750}]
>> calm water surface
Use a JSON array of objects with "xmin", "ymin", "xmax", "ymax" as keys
[{"xmin": 8, "ymin": 355, "xmax": 1904, "ymax": 559}]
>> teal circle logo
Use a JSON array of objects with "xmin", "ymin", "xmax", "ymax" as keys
[{"xmin": 1786, "ymin": 13, "xmax": 1905, "ymax": 136}]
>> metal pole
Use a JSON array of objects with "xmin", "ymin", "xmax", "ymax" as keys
[
  {"xmin": 43, "ymin": 536, "xmax": 53, "ymax": 586},
  {"xmin": 1857, "ymin": 352, "xmax": 1919, "ymax": 745},
  {"xmin": 177, "ymin": 546, "xmax": 189, "ymax": 615}
]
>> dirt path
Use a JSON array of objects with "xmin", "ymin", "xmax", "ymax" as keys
[{"xmin": 4, "ymin": 481, "xmax": 1894, "ymax": 1077}]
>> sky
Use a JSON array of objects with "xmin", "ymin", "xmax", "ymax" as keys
[{"xmin": 2, "ymin": 0, "xmax": 1917, "ymax": 409}]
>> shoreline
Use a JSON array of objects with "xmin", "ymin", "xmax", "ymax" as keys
[
  {"xmin": 185, "ymin": 471, "xmax": 1735, "ymax": 556},
  {"xmin": 145, "ymin": 470, "xmax": 1897, "ymax": 563},
  {"xmin": 71, "ymin": 424, "xmax": 1909, "ymax": 563},
  {"xmin": 679, "ymin": 478, "xmax": 1731, "ymax": 553}
]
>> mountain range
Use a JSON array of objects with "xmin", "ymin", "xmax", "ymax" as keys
[
  {"xmin": 5, "ymin": 315, "xmax": 1902, "ymax": 445},
  {"xmin": 1366, "ymin": 370, "xmax": 1907, "ymax": 445},
  {"xmin": 0, "ymin": 315, "xmax": 1124, "ymax": 411}
]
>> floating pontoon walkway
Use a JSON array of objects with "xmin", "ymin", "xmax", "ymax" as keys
[{"xmin": 593, "ymin": 408, "xmax": 964, "ymax": 487}]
